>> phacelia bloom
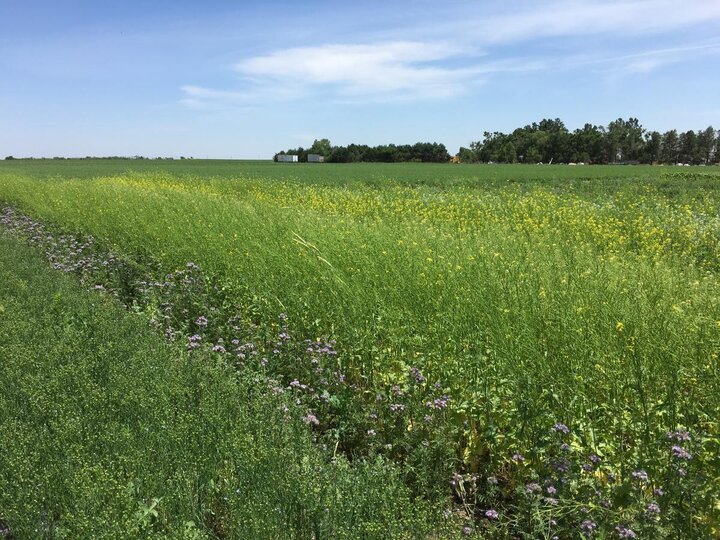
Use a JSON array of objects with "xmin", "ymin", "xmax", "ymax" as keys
[
  {"xmin": 560, "ymin": 443, "xmax": 571, "ymax": 452},
  {"xmin": 367, "ymin": 429, "xmax": 376, "ymax": 436},
  {"xmin": 212, "ymin": 345, "xmax": 226, "ymax": 353},
  {"xmin": 582, "ymin": 463, "xmax": 594, "ymax": 472},
  {"xmin": 553, "ymin": 459, "xmax": 570, "ymax": 473},
  {"xmin": 526, "ymin": 482, "xmax": 541, "ymax": 494},
  {"xmin": 409, "ymin": 367, "xmax": 426, "ymax": 383},
  {"xmin": 462, "ymin": 525, "xmax": 473, "ymax": 536},
  {"xmin": 189, "ymin": 334, "xmax": 202, "ymax": 342},
  {"xmin": 546, "ymin": 485, "xmax": 557, "ymax": 495},
  {"xmin": 289, "ymin": 380, "xmax": 301, "ymax": 388},
  {"xmin": 631, "ymin": 470, "xmax": 648, "ymax": 482},
  {"xmin": 424, "ymin": 415, "xmax": 433, "ymax": 423},
  {"xmin": 195, "ymin": 316, "xmax": 208, "ymax": 327},
  {"xmin": 647, "ymin": 503, "xmax": 661, "ymax": 515},
  {"xmin": 543, "ymin": 497, "xmax": 559, "ymax": 506},
  {"xmin": 303, "ymin": 414, "xmax": 319, "ymax": 426},
  {"xmin": 389, "ymin": 403, "xmax": 405, "ymax": 413},
  {"xmin": 614, "ymin": 525, "xmax": 637, "ymax": 538},
  {"xmin": 278, "ymin": 332, "xmax": 290, "ymax": 341},
  {"xmin": 484, "ymin": 509, "xmax": 499, "ymax": 519},
  {"xmin": 552, "ymin": 423, "xmax": 570, "ymax": 434},
  {"xmin": 589, "ymin": 454, "xmax": 601, "ymax": 464},
  {"xmin": 653, "ymin": 488, "xmax": 665, "ymax": 497},
  {"xmin": 512, "ymin": 453, "xmax": 525, "ymax": 462},
  {"xmin": 581, "ymin": 520, "xmax": 597, "ymax": 535},
  {"xmin": 667, "ymin": 429, "xmax": 691, "ymax": 442},
  {"xmin": 677, "ymin": 468, "xmax": 687, "ymax": 477},
  {"xmin": 671, "ymin": 445, "xmax": 692, "ymax": 460},
  {"xmin": 486, "ymin": 476, "xmax": 498, "ymax": 485}
]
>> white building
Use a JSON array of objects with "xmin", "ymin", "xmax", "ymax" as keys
[
  {"xmin": 277, "ymin": 154, "xmax": 298, "ymax": 163},
  {"xmin": 307, "ymin": 154, "xmax": 325, "ymax": 163}
]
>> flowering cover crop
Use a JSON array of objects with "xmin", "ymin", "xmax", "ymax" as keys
[{"xmin": 1, "ymin": 161, "xmax": 719, "ymax": 538}]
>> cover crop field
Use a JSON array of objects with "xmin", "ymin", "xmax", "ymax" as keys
[{"xmin": 1, "ymin": 159, "xmax": 719, "ymax": 538}]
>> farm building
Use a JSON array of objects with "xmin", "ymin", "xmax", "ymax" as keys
[
  {"xmin": 308, "ymin": 154, "xmax": 325, "ymax": 163},
  {"xmin": 277, "ymin": 154, "xmax": 298, "ymax": 163}
]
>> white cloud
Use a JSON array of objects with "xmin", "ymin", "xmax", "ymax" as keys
[
  {"xmin": 456, "ymin": 0, "xmax": 720, "ymax": 44},
  {"xmin": 234, "ymin": 41, "xmax": 484, "ymax": 100},
  {"xmin": 180, "ymin": 41, "xmax": 541, "ymax": 107}
]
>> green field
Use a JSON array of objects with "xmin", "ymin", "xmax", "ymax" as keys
[{"xmin": 1, "ymin": 160, "xmax": 719, "ymax": 538}]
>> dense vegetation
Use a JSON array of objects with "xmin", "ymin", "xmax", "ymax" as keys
[
  {"xmin": 460, "ymin": 119, "xmax": 719, "ymax": 165},
  {"xmin": 0, "ymin": 233, "xmax": 450, "ymax": 539},
  {"xmin": 268, "ymin": 118, "xmax": 719, "ymax": 165},
  {"xmin": 1, "ymin": 160, "xmax": 719, "ymax": 538},
  {"xmin": 274, "ymin": 139, "xmax": 451, "ymax": 163}
]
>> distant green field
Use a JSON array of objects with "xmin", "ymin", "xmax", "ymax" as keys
[
  {"xmin": 3, "ymin": 158, "xmax": 720, "ymax": 192},
  {"xmin": 1, "ymin": 160, "xmax": 719, "ymax": 537}
]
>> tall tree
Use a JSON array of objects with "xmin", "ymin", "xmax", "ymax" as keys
[
  {"xmin": 696, "ymin": 127, "xmax": 716, "ymax": 164},
  {"xmin": 660, "ymin": 130, "xmax": 680, "ymax": 164}
]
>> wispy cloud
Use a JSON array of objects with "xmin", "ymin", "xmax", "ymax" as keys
[
  {"xmin": 454, "ymin": 0, "xmax": 720, "ymax": 44},
  {"xmin": 180, "ymin": 0, "xmax": 720, "ymax": 108},
  {"xmin": 183, "ymin": 41, "xmax": 541, "ymax": 107}
]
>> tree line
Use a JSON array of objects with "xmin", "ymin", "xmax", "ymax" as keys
[
  {"xmin": 458, "ymin": 118, "xmax": 719, "ymax": 165},
  {"xmin": 274, "ymin": 139, "xmax": 451, "ymax": 163},
  {"xmin": 276, "ymin": 120, "xmax": 719, "ymax": 165}
]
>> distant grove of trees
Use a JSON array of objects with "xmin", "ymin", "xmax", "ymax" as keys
[
  {"xmin": 274, "ymin": 138, "xmax": 451, "ymax": 163},
  {"xmin": 458, "ymin": 118, "xmax": 719, "ymax": 165},
  {"xmin": 275, "ymin": 120, "xmax": 720, "ymax": 165}
]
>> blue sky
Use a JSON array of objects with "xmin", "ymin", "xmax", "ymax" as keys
[{"xmin": 2, "ymin": 0, "xmax": 720, "ymax": 158}]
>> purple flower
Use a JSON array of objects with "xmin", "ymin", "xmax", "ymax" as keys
[
  {"xmin": 631, "ymin": 469, "xmax": 648, "ymax": 482},
  {"xmin": 671, "ymin": 445, "xmax": 692, "ymax": 460},
  {"xmin": 667, "ymin": 429, "xmax": 691, "ymax": 442},
  {"xmin": 647, "ymin": 503, "xmax": 661, "ymax": 515},
  {"xmin": 195, "ymin": 316, "xmax": 208, "ymax": 327},
  {"xmin": 525, "ymin": 482, "xmax": 541, "ymax": 494},
  {"xmin": 614, "ymin": 525, "xmax": 637, "ymax": 538},
  {"xmin": 560, "ymin": 443, "xmax": 571, "ymax": 452},
  {"xmin": 589, "ymin": 454, "xmax": 601, "ymax": 464},
  {"xmin": 546, "ymin": 485, "xmax": 557, "ymax": 495},
  {"xmin": 581, "ymin": 520, "xmax": 596, "ymax": 535},
  {"xmin": 552, "ymin": 422, "xmax": 570, "ymax": 434},
  {"xmin": 462, "ymin": 525, "xmax": 473, "ymax": 536},
  {"xmin": 389, "ymin": 403, "xmax": 405, "ymax": 413},
  {"xmin": 653, "ymin": 488, "xmax": 665, "ymax": 497},
  {"xmin": 303, "ymin": 414, "xmax": 319, "ymax": 426},
  {"xmin": 189, "ymin": 334, "xmax": 202, "ymax": 342},
  {"xmin": 512, "ymin": 453, "xmax": 525, "ymax": 462},
  {"xmin": 677, "ymin": 467, "xmax": 687, "ymax": 477},
  {"xmin": 484, "ymin": 509, "xmax": 499, "ymax": 519},
  {"xmin": 212, "ymin": 345, "xmax": 226, "ymax": 353},
  {"xmin": 289, "ymin": 379, "xmax": 301, "ymax": 388},
  {"xmin": 409, "ymin": 367, "xmax": 426, "ymax": 383}
]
